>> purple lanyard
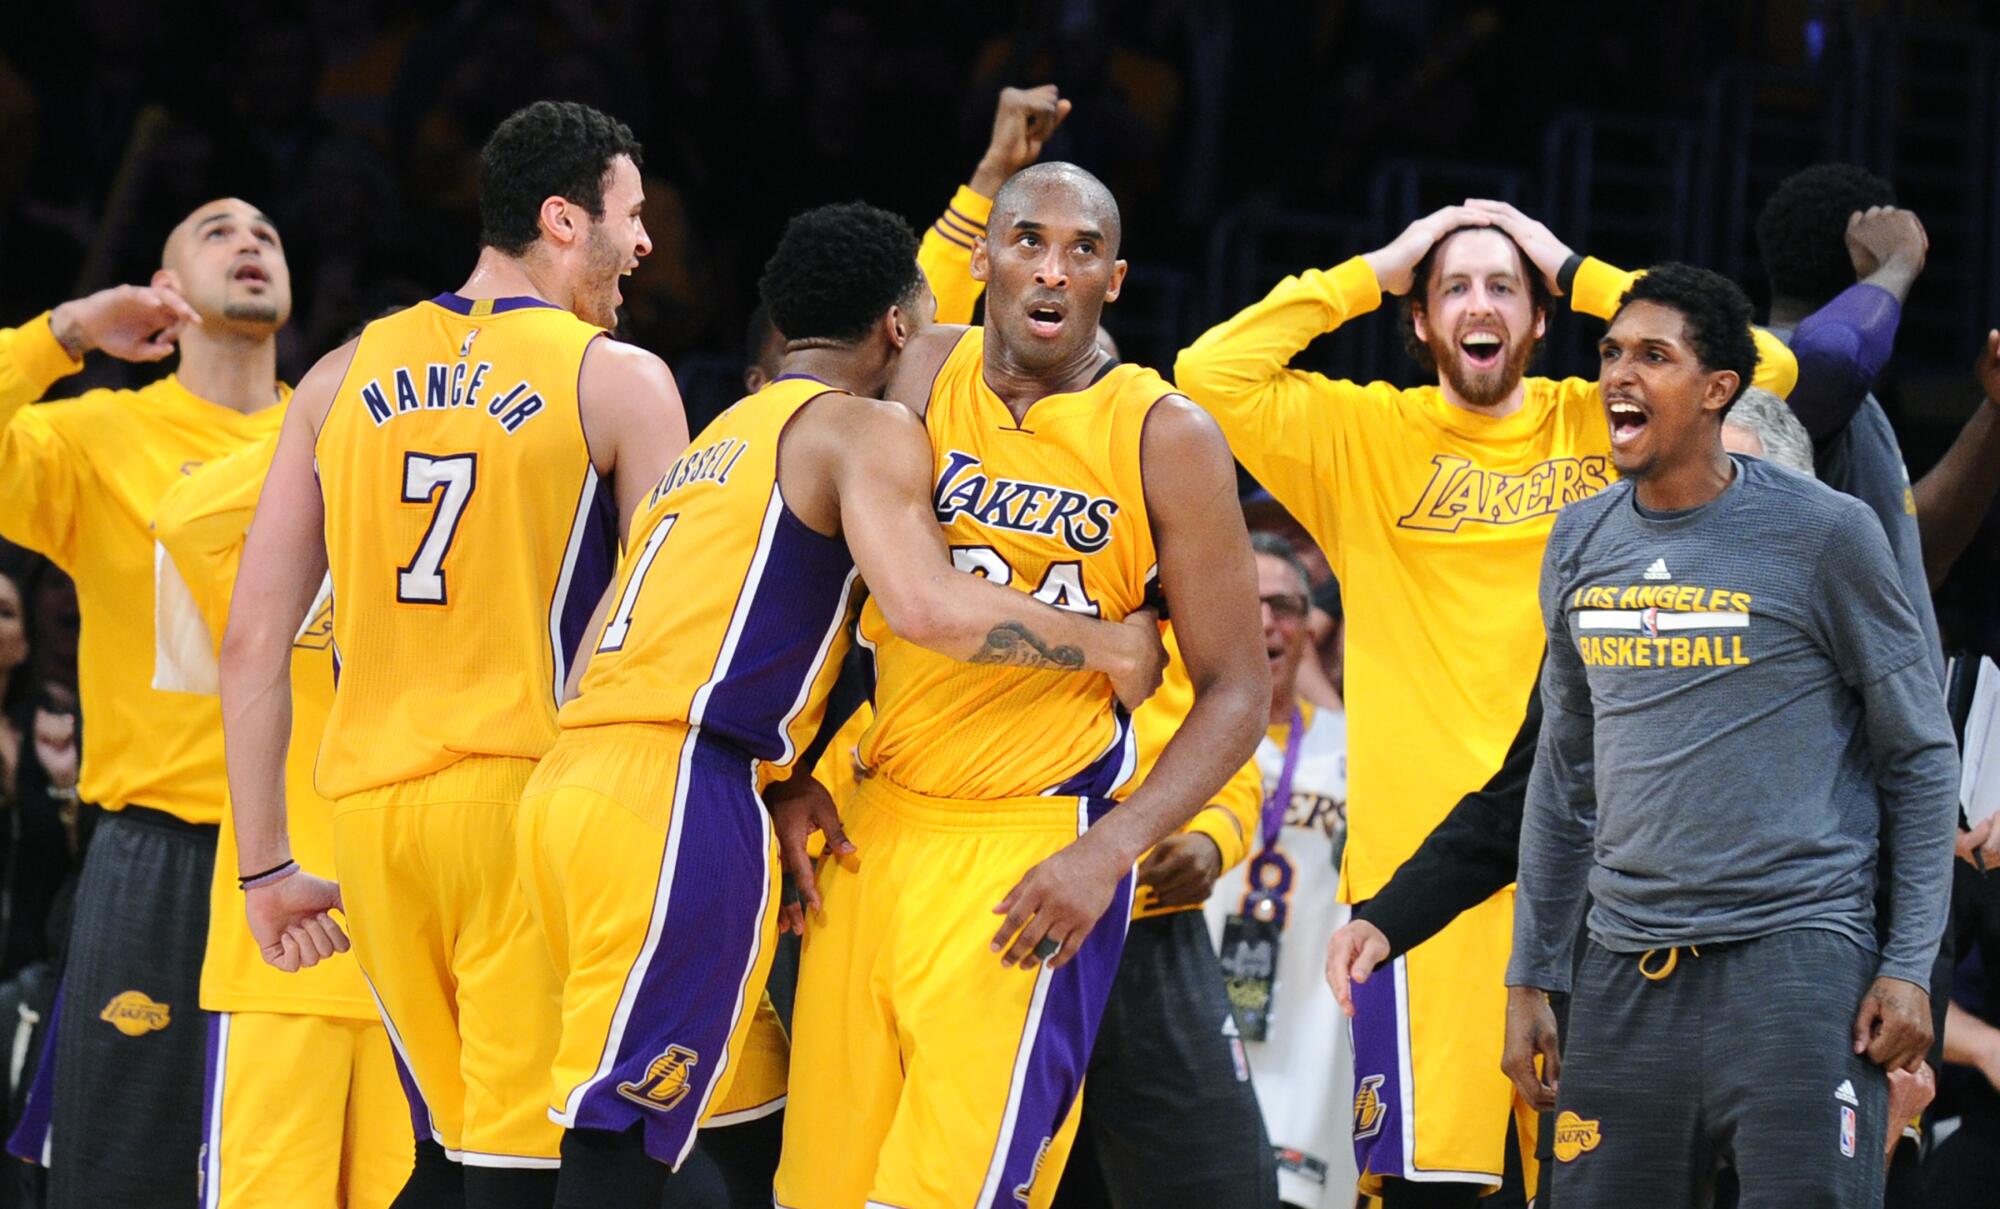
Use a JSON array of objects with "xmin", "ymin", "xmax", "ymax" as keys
[{"xmin": 1259, "ymin": 706, "xmax": 1305, "ymax": 854}]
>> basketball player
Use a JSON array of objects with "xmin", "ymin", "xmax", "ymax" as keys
[
  {"xmin": 1174, "ymin": 200, "xmax": 1797, "ymax": 1205},
  {"xmin": 775, "ymin": 162, "xmax": 1269, "ymax": 1208},
  {"xmin": 154, "ymin": 435, "xmax": 410, "ymax": 1208},
  {"xmin": 520, "ymin": 200, "xmax": 1164, "ymax": 1207},
  {"xmin": 0, "ymin": 198, "xmax": 291, "ymax": 1208},
  {"xmin": 219, "ymin": 101, "xmax": 686, "ymax": 1208}
]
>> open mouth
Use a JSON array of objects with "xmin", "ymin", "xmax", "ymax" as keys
[
  {"xmin": 232, "ymin": 262, "xmax": 270, "ymax": 288},
  {"xmin": 1265, "ymin": 640, "xmax": 1286, "ymax": 670},
  {"xmin": 1607, "ymin": 397, "xmax": 1650, "ymax": 448},
  {"xmin": 1025, "ymin": 299, "xmax": 1067, "ymax": 339},
  {"xmin": 1459, "ymin": 330, "xmax": 1504, "ymax": 370}
]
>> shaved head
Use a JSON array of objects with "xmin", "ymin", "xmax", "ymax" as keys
[
  {"xmin": 155, "ymin": 197, "xmax": 291, "ymax": 332},
  {"xmin": 990, "ymin": 162, "xmax": 1122, "ymax": 257},
  {"xmin": 163, "ymin": 198, "xmax": 271, "ymax": 270}
]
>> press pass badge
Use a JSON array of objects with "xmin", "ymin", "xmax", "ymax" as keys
[{"xmin": 1219, "ymin": 706, "xmax": 1305, "ymax": 1043}]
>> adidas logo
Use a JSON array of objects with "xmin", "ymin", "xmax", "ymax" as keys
[
  {"xmin": 1834, "ymin": 1079, "xmax": 1858, "ymax": 1107},
  {"xmin": 1642, "ymin": 558, "xmax": 1671, "ymax": 581}
]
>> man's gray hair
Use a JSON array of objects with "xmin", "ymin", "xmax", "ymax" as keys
[{"xmin": 1724, "ymin": 387, "xmax": 1816, "ymax": 477}]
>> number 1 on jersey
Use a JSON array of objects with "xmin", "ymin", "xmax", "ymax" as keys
[
  {"xmin": 397, "ymin": 452, "xmax": 477, "ymax": 604},
  {"xmin": 597, "ymin": 515, "xmax": 678, "ymax": 651}
]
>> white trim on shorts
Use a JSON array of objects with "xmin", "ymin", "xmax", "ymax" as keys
[
  {"xmin": 1389, "ymin": 956, "xmax": 1501, "ymax": 1188},
  {"xmin": 201, "ymin": 1013, "xmax": 229, "ymax": 1209},
  {"xmin": 703, "ymin": 1092, "xmax": 787, "ymax": 1129}
]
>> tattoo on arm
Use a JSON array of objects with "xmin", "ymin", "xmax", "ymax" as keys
[{"xmin": 970, "ymin": 622, "xmax": 1085, "ymax": 670}]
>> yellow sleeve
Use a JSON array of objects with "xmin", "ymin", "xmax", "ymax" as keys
[
  {"xmin": 1172, "ymin": 257, "xmax": 1388, "ymax": 559},
  {"xmin": 0, "ymin": 313, "xmax": 93, "ymax": 566},
  {"xmin": 1570, "ymin": 257, "xmax": 1799, "ymax": 399},
  {"xmin": 1185, "ymin": 753, "xmax": 1262, "ymax": 873},
  {"xmin": 153, "ymin": 438, "xmax": 276, "ymax": 650},
  {"xmin": 918, "ymin": 186, "xmax": 993, "ymax": 326}
]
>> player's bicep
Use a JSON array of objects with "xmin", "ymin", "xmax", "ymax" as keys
[
  {"xmin": 831, "ymin": 401, "xmax": 955, "ymax": 604},
  {"xmin": 230, "ymin": 402, "xmax": 328, "ymax": 651},
  {"xmin": 1142, "ymin": 397, "xmax": 1263, "ymax": 691},
  {"xmin": 580, "ymin": 339, "xmax": 691, "ymax": 540}
]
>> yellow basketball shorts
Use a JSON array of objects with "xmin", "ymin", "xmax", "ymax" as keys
[
  {"xmin": 708, "ymin": 991, "xmax": 789, "ymax": 1127},
  {"xmin": 198, "ymin": 1011, "xmax": 411, "ymax": 1208},
  {"xmin": 518, "ymin": 722, "xmax": 781, "ymax": 1169},
  {"xmin": 332, "ymin": 755, "xmax": 563, "ymax": 1168},
  {"xmin": 775, "ymin": 778, "xmax": 1135, "ymax": 1209},
  {"xmin": 1348, "ymin": 887, "xmax": 1539, "ymax": 1193}
]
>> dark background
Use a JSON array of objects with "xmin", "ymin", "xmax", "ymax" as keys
[{"xmin": 0, "ymin": 0, "xmax": 1995, "ymax": 651}]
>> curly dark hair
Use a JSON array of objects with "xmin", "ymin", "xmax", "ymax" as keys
[
  {"xmin": 1754, "ymin": 163, "xmax": 1894, "ymax": 308},
  {"xmin": 478, "ymin": 101, "xmax": 644, "ymax": 256},
  {"xmin": 758, "ymin": 202, "xmax": 924, "ymax": 346},
  {"xmin": 1614, "ymin": 263, "xmax": 1759, "ymax": 415},
  {"xmin": 1399, "ymin": 225, "xmax": 1552, "ymax": 373}
]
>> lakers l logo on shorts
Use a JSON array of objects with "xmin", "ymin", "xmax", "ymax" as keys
[
  {"xmin": 1353, "ymin": 1073, "xmax": 1387, "ymax": 1140},
  {"xmin": 616, "ymin": 1045, "xmax": 699, "ymax": 1112},
  {"xmin": 1553, "ymin": 1110, "xmax": 1602, "ymax": 1161},
  {"xmin": 99, "ymin": 991, "xmax": 170, "ymax": 1036}
]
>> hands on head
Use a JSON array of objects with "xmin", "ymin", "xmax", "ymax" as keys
[{"xmin": 1362, "ymin": 199, "xmax": 1573, "ymax": 297}]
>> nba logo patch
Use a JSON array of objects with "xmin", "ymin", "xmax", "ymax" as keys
[
  {"xmin": 1839, "ymin": 1106, "xmax": 1856, "ymax": 1158},
  {"xmin": 1641, "ymin": 606, "xmax": 1661, "ymax": 637}
]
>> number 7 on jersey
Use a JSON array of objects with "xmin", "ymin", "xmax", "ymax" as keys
[{"xmin": 397, "ymin": 452, "xmax": 477, "ymax": 604}]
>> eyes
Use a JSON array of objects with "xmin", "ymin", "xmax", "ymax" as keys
[
  {"xmin": 1014, "ymin": 232, "xmax": 1097, "ymax": 257},
  {"xmin": 1599, "ymin": 345, "xmax": 1669, "ymax": 364},
  {"xmin": 204, "ymin": 224, "xmax": 279, "ymax": 247},
  {"xmin": 1442, "ymin": 280, "xmax": 1514, "ymax": 296}
]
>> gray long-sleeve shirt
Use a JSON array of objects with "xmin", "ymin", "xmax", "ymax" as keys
[{"xmin": 1508, "ymin": 454, "xmax": 1959, "ymax": 992}]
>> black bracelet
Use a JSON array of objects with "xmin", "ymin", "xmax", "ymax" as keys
[
  {"xmin": 1556, "ymin": 252, "xmax": 1585, "ymax": 297},
  {"xmin": 238, "ymin": 859, "xmax": 298, "ymax": 889}
]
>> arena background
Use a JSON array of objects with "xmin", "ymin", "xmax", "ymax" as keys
[{"xmin": 0, "ymin": 0, "xmax": 1996, "ymax": 653}]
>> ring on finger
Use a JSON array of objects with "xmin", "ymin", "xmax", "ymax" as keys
[{"xmin": 1033, "ymin": 937, "xmax": 1061, "ymax": 961}]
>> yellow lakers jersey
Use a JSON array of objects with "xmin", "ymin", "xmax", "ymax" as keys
[
  {"xmin": 562, "ymin": 375, "xmax": 858, "ymax": 771},
  {"xmin": 858, "ymin": 329, "xmax": 1169, "ymax": 800},
  {"xmin": 153, "ymin": 435, "xmax": 372, "ymax": 1018},
  {"xmin": 315, "ymin": 294, "xmax": 615, "ymax": 799}
]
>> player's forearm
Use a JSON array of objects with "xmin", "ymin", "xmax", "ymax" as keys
[
  {"xmin": 0, "ymin": 313, "xmax": 84, "ymax": 421},
  {"xmin": 1914, "ymin": 398, "xmax": 2000, "ymax": 587},
  {"xmin": 1864, "ymin": 661, "xmax": 1960, "ymax": 984},
  {"xmin": 219, "ymin": 623, "xmax": 295, "ymax": 872},
  {"xmin": 1173, "ymin": 259, "xmax": 1380, "ymax": 414},
  {"xmin": 919, "ymin": 186, "xmax": 992, "ymax": 326},
  {"xmin": 891, "ymin": 573, "xmax": 1142, "ymax": 680},
  {"xmin": 1943, "ymin": 1000, "xmax": 2000, "ymax": 1069},
  {"xmin": 1571, "ymin": 258, "xmax": 1799, "ymax": 397},
  {"xmin": 1088, "ymin": 668, "xmax": 1264, "ymax": 869},
  {"xmin": 1787, "ymin": 284, "xmax": 1902, "ymax": 442}
]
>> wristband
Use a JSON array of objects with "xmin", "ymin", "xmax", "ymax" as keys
[
  {"xmin": 239, "ymin": 859, "xmax": 299, "ymax": 891},
  {"xmin": 1556, "ymin": 252, "xmax": 1584, "ymax": 297}
]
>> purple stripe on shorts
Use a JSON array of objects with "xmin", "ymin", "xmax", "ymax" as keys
[
  {"xmin": 7, "ymin": 982, "xmax": 59, "ymax": 1165},
  {"xmin": 570, "ymin": 731, "xmax": 774, "ymax": 1167},
  {"xmin": 989, "ymin": 798, "xmax": 1134, "ymax": 1203},
  {"xmin": 388, "ymin": 1037, "xmax": 431, "ymax": 1144},
  {"xmin": 199, "ymin": 1012, "xmax": 222, "ymax": 1198},
  {"xmin": 1044, "ymin": 710, "xmax": 1132, "ymax": 799},
  {"xmin": 1348, "ymin": 956, "xmax": 1407, "ymax": 1180}
]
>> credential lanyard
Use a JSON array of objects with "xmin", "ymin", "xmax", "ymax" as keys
[{"xmin": 1259, "ymin": 705, "xmax": 1305, "ymax": 855}]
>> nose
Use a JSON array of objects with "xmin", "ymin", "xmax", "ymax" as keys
[
  {"xmin": 1032, "ymin": 246, "xmax": 1067, "ymax": 290},
  {"xmin": 633, "ymin": 221, "xmax": 654, "ymax": 260},
  {"xmin": 1603, "ymin": 352, "xmax": 1639, "ymax": 391}
]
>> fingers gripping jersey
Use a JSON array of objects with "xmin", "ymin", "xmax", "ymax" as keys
[
  {"xmin": 561, "ymin": 376, "xmax": 859, "ymax": 771},
  {"xmin": 857, "ymin": 329, "xmax": 1168, "ymax": 800},
  {"xmin": 314, "ymin": 295, "xmax": 615, "ymax": 799}
]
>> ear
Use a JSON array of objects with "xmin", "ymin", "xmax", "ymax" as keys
[
  {"xmin": 970, "ymin": 235, "xmax": 989, "ymax": 284},
  {"xmin": 1531, "ymin": 303, "xmax": 1547, "ymax": 343},
  {"xmin": 539, "ymin": 195, "xmax": 581, "ymax": 248},
  {"xmin": 151, "ymin": 267, "xmax": 182, "ymax": 295},
  {"xmin": 884, "ymin": 303, "xmax": 913, "ymax": 351},
  {"xmin": 1411, "ymin": 299, "xmax": 1431, "ymax": 344},
  {"xmin": 1703, "ymin": 370, "xmax": 1741, "ymax": 416},
  {"xmin": 1104, "ymin": 258, "xmax": 1129, "ymax": 304}
]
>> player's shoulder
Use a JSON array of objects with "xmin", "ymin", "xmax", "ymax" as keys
[
  {"xmin": 884, "ymin": 324, "xmax": 976, "ymax": 413},
  {"xmin": 1737, "ymin": 455, "xmax": 1878, "ymax": 545},
  {"xmin": 580, "ymin": 335, "xmax": 676, "ymax": 394},
  {"xmin": 1548, "ymin": 476, "xmax": 1632, "ymax": 552}
]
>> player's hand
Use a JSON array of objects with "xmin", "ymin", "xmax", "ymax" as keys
[
  {"xmin": 1957, "ymin": 815, "xmax": 2000, "ymax": 870},
  {"xmin": 49, "ymin": 283, "xmax": 202, "ymax": 362},
  {"xmin": 1883, "ymin": 1060, "xmax": 1934, "ymax": 1160},
  {"xmin": 245, "ymin": 870, "xmax": 348, "ymax": 973},
  {"xmin": 1501, "ymin": 985, "xmax": 1562, "ymax": 1111},
  {"xmin": 1108, "ymin": 608, "xmax": 1167, "ymax": 711},
  {"xmin": 1325, "ymin": 918, "xmax": 1391, "ymax": 1018},
  {"xmin": 1135, "ymin": 833, "xmax": 1222, "ymax": 908},
  {"xmin": 1463, "ymin": 199, "xmax": 1575, "ymax": 295},
  {"xmin": 1361, "ymin": 205, "xmax": 1491, "ymax": 296},
  {"xmin": 765, "ymin": 774, "xmax": 854, "ymax": 936},
  {"xmin": 1852, "ymin": 975, "xmax": 1933, "ymax": 1072},
  {"xmin": 971, "ymin": 85, "xmax": 1072, "ymax": 196},
  {"xmin": 1974, "ymin": 330, "xmax": 2000, "ymax": 407},
  {"xmin": 1846, "ymin": 206, "xmax": 1927, "ymax": 285},
  {"xmin": 991, "ymin": 831, "xmax": 1129, "ymax": 971}
]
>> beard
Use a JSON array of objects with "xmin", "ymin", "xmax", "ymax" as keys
[
  {"xmin": 576, "ymin": 222, "xmax": 626, "ymax": 329},
  {"xmin": 222, "ymin": 300, "xmax": 282, "ymax": 325},
  {"xmin": 1430, "ymin": 325, "xmax": 1535, "ymax": 408}
]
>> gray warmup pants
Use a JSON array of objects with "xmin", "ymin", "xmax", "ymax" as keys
[{"xmin": 1552, "ymin": 929, "xmax": 1889, "ymax": 1209}]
